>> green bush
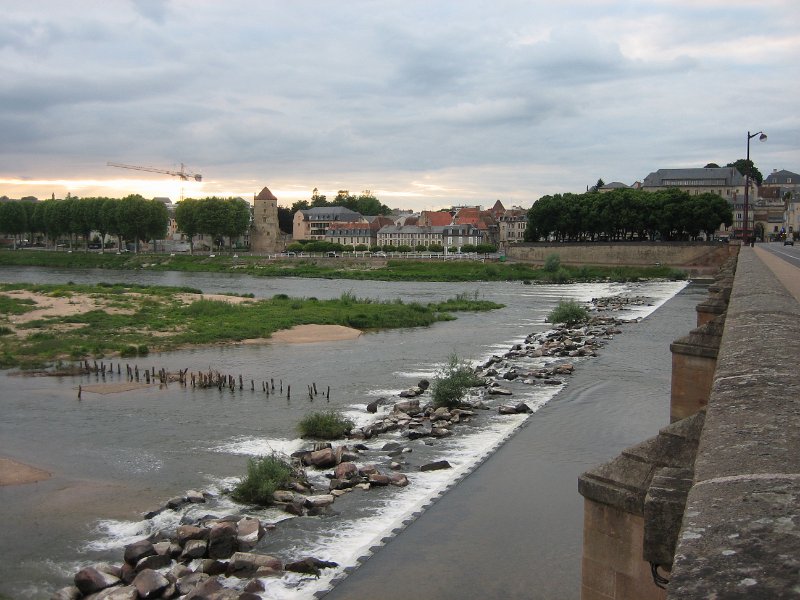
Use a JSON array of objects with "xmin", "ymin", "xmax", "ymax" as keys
[
  {"xmin": 297, "ymin": 410, "xmax": 354, "ymax": 439},
  {"xmin": 543, "ymin": 254, "xmax": 561, "ymax": 272},
  {"xmin": 137, "ymin": 345, "xmax": 149, "ymax": 356},
  {"xmin": 547, "ymin": 299, "xmax": 589, "ymax": 326},
  {"xmin": 119, "ymin": 345, "xmax": 138, "ymax": 358},
  {"xmin": 0, "ymin": 326, "xmax": 13, "ymax": 336},
  {"xmin": 431, "ymin": 353, "xmax": 483, "ymax": 408},
  {"xmin": 231, "ymin": 454, "xmax": 293, "ymax": 506}
]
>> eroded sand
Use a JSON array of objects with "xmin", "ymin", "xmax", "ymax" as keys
[
  {"xmin": 0, "ymin": 457, "xmax": 52, "ymax": 486},
  {"xmin": 267, "ymin": 324, "xmax": 362, "ymax": 343}
]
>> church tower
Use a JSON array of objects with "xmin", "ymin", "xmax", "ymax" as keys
[{"xmin": 250, "ymin": 186, "xmax": 281, "ymax": 253}]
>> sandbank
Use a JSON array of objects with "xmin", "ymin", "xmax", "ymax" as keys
[
  {"xmin": 80, "ymin": 382, "xmax": 153, "ymax": 395},
  {"xmin": 0, "ymin": 457, "xmax": 52, "ymax": 486},
  {"xmin": 268, "ymin": 324, "xmax": 362, "ymax": 344}
]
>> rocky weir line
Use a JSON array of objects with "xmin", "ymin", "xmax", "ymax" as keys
[{"xmin": 51, "ymin": 295, "xmax": 646, "ymax": 600}]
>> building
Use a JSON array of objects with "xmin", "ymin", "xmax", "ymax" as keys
[
  {"xmin": 499, "ymin": 207, "xmax": 528, "ymax": 247},
  {"xmin": 325, "ymin": 219, "xmax": 391, "ymax": 248},
  {"xmin": 292, "ymin": 206, "xmax": 364, "ymax": 240},
  {"xmin": 250, "ymin": 187, "xmax": 281, "ymax": 252},
  {"xmin": 598, "ymin": 182, "xmax": 629, "ymax": 193}
]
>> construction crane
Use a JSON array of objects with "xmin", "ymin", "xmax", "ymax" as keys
[{"xmin": 107, "ymin": 161, "xmax": 202, "ymax": 182}]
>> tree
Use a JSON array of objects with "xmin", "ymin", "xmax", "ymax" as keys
[
  {"xmin": 277, "ymin": 206, "xmax": 293, "ymax": 234},
  {"xmin": 175, "ymin": 198, "xmax": 201, "ymax": 254},
  {"xmin": 116, "ymin": 195, "xmax": 156, "ymax": 253},
  {"xmin": 0, "ymin": 201, "xmax": 28, "ymax": 246},
  {"xmin": 726, "ymin": 159, "xmax": 763, "ymax": 185},
  {"xmin": 219, "ymin": 198, "xmax": 251, "ymax": 249},
  {"xmin": 70, "ymin": 198, "xmax": 99, "ymax": 251},
  {"xmin": 704, "ymin": 163, "xmax": 720, "ymax": 168}
]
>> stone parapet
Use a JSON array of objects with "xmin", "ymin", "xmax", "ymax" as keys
[
  {"xmin": 669, "ymin": 316, "xmax": 724, "ymax": 422},
  {"xmin": 667, "ymin": 250, "xmax": 800, "ymax": 598}
]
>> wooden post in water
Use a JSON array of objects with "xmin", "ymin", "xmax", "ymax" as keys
[
  {"xmin": 313, "ymin": 382, "xmax": 318, "ymax": 396},
  {"xmin": 78, "ymin": 385, "xmax": 82, "ymax": 400},
  {"xmin": 287, "ymin": 385, "xmax": 291, "ymax": 400}
]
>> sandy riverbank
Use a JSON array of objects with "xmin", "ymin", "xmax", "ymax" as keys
[{"xmin": 268, "ymin": 324, "xmax": 362, "ymax": 343}]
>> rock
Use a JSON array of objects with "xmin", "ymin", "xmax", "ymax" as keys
[
  {"xmin": 405, "ymin": 429, "xmax": 430, "ymax": 440},
  {"xmin": 183, "ymin": 576, "xmax": 223, "ymax": 599},
  {"xmin": 389, "ymin": 473, "xmax": 410, "ymax": 487},
  {"xmin": 417, "ymin": 379, "xmax": 430, "ymax": 390},
  {"xmin": 304, "ymin": 494, "xmax": 335, "ymax": 508},
  {"xmin": 123, "ymin": 540, "xmax": 155, "ymax": 566},
  {"xmin": 420, "ymin": 460, "xmax": 452, "ymax": 472},
  {"xmin": 272, "ymin": 490, "xmax": 297, "ymax": 503},
  {"xmin": 132, "ymin": 569, "xmax": 169, "ymax": 599},
  {"xmin": 368, "ymin": 473, "xmax": 391, "ymax": 486},
  {"xmin": 398, "ymin": 387, "xmax": 423, "ymax": 398},
  {"xmin": 488, "ymin": 387, "xmax": 513, "ymax": 396},
  {"xmin": 498, "ymin": 402, "xmax": 533, "ymax": 415},
  {"xmin": 207, "ymin": 521, "xmax": 238, "ymax": 559},
  {"xmin": 134, "ymin": 552, "xmax": 172, "ymax": 572},
  {"xmin": 303, "ymin": 447, "xmax": 338, "ymax": 468},
  {"xmin": 393, "ymin": 399, "xmax": 421, "ymax": 415},
  {"xmin": 180, "ymin": 539, "xmax": 208, "ymax": 561},
  {"xmin": 284, "ymin": 502, "xmax": 305, "ymax": 516},
  {"xmin": 285, "ymin": 556, "xmax": 338, "ymax": 577},
  {"xmin": 333, "ymin": 461, "xmax": 359, "ymax": 480},
  {"xmin": 176, "ymin": 572, "xmax": 209, "ymax": 595},
  {"xmin": 166, "ymin": 496, "xmax": 188, "ymax": 510},
  {"xmin": 50, "ymin": 587, "xmax": 81, "ymax": 600},
  {"xmin": 89, "ymin": 586, "xmax": 138, "ymax": 599},
  {"xmin": 244, "ymin": 579, "xmax": 266, "ymax": 593},
  {"xmin": 186, "ymin": 489, "xmax": 206, "ymax": 503},
  {"xmin": 196, "ymin": 559, "xmax": 228, "ymax": 576},
  {"xmin": 236, "ymin": 517, "xmax": 264, "ymax": 550},
  {"xmin": 226, "ymin": 552, "xmax": 282, "ymax": 578},
  {"xmin": 74, "ymin": 566, "xmax": 121, "ymax": 595},
  {"xmin": 152, "ymin": 541, "xmax": 172, "ymax": 556},
  {"xmin": 366, "ymin": 397, "xmax": 385, "ymax": 413}
]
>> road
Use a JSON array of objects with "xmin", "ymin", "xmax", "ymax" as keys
[{"xmin": 753, "ymin": 241, "xmax": 800, "ymax": 303}]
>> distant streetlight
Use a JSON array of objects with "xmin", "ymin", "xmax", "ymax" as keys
[{"xmin": 743, "ymin": 130, "xmax": 767, "ymax": 244}]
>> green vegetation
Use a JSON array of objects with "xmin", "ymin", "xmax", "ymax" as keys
[
  {"xmin": 525, "ymin": 188, "xmax": 733, "ymax": 242},
  {"xmin": 0, "ymin": 250, "xmax": 687, "ymax": 283},
  {"xmin": 0, "ymin": 282, "xmax": 503, "ymax": 369},
  {"xmin": 547, "ymin": 299, "xmax": 590, "ymax": 326},
  {"xmin": 431, "ymin": 354, "xmax": 484, "ymax": 408},
  {"xmin": 231, "ymin": 454, "xmax": 294, "ymax": 506},
  {"xmin": 297, "ymin": 410, "xmax": 355, "ymax": 439}
]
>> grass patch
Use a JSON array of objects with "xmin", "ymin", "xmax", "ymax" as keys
[
  {"xmin": 231, "ymin": 454, "xmax": 294, "ymax": 506},
  {"xmin": 548, "ymin": 299, "xmax": 590, "ymax": 326},
  {"xmin": 297, "ymin": 410, "xmax": 355, "ymax": 439},
  {"xmin": 431, "ymin": 353, "xmax": 484, "ymax": 409}
]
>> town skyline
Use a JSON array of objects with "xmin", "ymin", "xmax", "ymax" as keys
[{"xmin": 2, "ymin": 1, "xmax": 798, "ymax": 210}]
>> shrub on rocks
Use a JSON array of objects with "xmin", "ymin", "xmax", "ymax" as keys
[
  {"xmin": 231, "ymin": 454, "xmax": 293, "ymax": 507},
  {"xmin": 297, "ymin": 410, "xmax": 354, "ymax": 439},
  {"xmin": 431, "ymin": 353, "xmax": 484, "ymax": 408},
  {"xmin": 547, "ymin": 299, "xmax": 589, "ymax": 326}
]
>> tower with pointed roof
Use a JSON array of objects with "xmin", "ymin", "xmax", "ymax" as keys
[{"xmin": 250, "ymin": 186, "xmax": 281, "ymax": 253}]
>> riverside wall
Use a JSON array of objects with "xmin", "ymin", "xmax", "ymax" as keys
[
  {"xmin": 507, "ymin": 242, "xmax": 735, "ymax": 274},
  {"xmin": 578, "ymin": 247, "xmax": 800, "ymax": 599}
]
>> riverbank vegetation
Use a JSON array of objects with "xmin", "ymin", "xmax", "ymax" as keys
[
  {"xmin": 0, "ymin": 250, "xmax": 687, "ymax": 282},
  {"xmin": 431, "ymin": 354, "xmax": 485, "ymax": 408},
  {"xmin": 231, "ymin": 454, "xmax": 295, "ymax": 506},
  {"xmin": 0, "ymin": 283, "xmax": 503, "ymax": 369},
  {"xmin": 297, "ymin": 411, "xmax": 355, "ymax": 440},
  {"xmin": 547, "ymin": 299, "xmax": 590, "ymax": 326}
]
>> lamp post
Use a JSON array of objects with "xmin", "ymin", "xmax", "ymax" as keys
[{"xmin": 743, "ymin": 130, "xmax": 767, "ymax": 244}]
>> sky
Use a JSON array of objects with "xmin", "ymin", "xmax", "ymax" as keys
[{"xmin": 1, "ymin": 0, "xmax": 799, "ymax": 211}]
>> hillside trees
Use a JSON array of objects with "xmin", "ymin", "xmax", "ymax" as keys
[{"xmin": 524, "ymin": 188, "xmax": 732, "ymax": 242}]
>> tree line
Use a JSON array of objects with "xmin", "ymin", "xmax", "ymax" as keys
[
  {"xmin": 525, "ymin": 188, "xmax": 733, "ymax": 242},
  {"xmin": 290, "ymin": 188, "xmax": 392, "ymax": 216},
  {"xmin": 174, "ymin": 197, "xmax": 251, "ymax": 253},
  {"xmin": 0, "ymin": 195, "xmax": 169, "ymax": 252}
]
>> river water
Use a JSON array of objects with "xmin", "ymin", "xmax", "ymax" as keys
[{"xmin": 0, "ymin": 267, "xmax": 688, "ymax": 599}]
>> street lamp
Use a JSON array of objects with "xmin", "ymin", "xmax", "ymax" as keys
[{"xmin": 743, "ymin": 130, "xmax": 767, "ymax": 244}]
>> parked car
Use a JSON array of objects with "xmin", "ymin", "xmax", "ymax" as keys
[{"xmin": 784, "ymin": 238, "xmax": 794, "ymax": 246}]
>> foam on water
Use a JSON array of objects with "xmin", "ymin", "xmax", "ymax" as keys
[{"xmin": 210, "ymin": 436, "xmax": 306, "ymax": 457}]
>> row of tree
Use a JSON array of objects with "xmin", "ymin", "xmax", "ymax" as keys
[
  {"xmin": 525, "ymin": 188, "xmax": 733, "ymax": 242},
  {"xmin": 290, "ymin": 188, "xmax": 392, "ymax": 216},
  {"xmin": 0, "ymin": 196, "xmax": 169, "ymax": 252},
  {"xmin": 174, "ymin": 197, "xmax": 251, "ymax": 253}
]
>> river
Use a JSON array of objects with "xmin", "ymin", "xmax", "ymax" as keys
[{"xmin": 0, "ymin": 267, "xmax": 689, "ymax": 599}]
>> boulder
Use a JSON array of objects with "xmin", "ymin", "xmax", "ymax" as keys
[
  {"xmin": 236, "ymin": 517, "xmax": 264, "ymax": 550},
  {"xmin": 303, "ymin": 447, "xmax": 338, "ymax": 468},
  {"xmin": 50, "ymin": 587, "xmax": 81, "ymax": 600},
  {"xmin": 420, "ymin": 460, "xmax": 452, "ymax": 472},
  {"xmin": 180, "ymin": 539, "xmax": 208, "ymax": 561},
  {"xmin": 182, "ymin": 576, "xmax": 223, "ymax": 599},
  {"xmin": 196, "ymin": 559, "xmax": 228, "ymax": 576},
  {"xmin": 226, "ymin": 552, "xmax": 282, "ymax": 578},
  {"xmin": 166, "ymin": 496, "xmax": 188, "ymax": 510},
  {"xmin": 89, "ymin": 586, "xmax": 138, "ymax": 599},
  {"xmin": 304, "ymin": 494, "xmax": 335, "ymax": 508},
  {"xmin": 243, "ymin": 579, "xmax": 266, "ymax": 593},
  {"xmin": 488, "ymin": 386, "xmax": 513, "ymax": 396},
  {"xmin": 134, "ymin": 552, "xmax": 171, "ymax": 572},
  {"xmin": 498, "ymin": 402, "xmax": 533, "ymax": 415},
  {"xmin": 389, "ymin": 473, "xmax": 410, "ymax": 487},
  {"xmin": 284, "ymin": 557, "xmax": 338, "ymax": 577},
  {"xmin": 333, "ymin": 462, "xmax": 359, "ymax": 480},
  {"xmin": 123, "ymin": 540, "xmax": 155, "ymax": 566},
  {"xmin": 176, "ymin": 524, "xmax": 208, "ymax": 545},
  {"xmin": 417, "ymin": 379, "xmax": 430, "ymax": 390},
  {"xmin": 207, "ymin": 521, "xmax": 238, "ymax": 559},
  {"xmin": 74, "ymin": 566, "xmax": 121, "ymax": 595},
  {"xmin": 393, "ymin": 399, "xmax": 421, "ymax": 415},
  {"xmin": 175, "ymin": 573, "xmax": 210, "ymax": 596},
  {"xmin": 366, "ymin": 397, "xmax": 385, "ymax": 413},
  {"xmin": 186, "ymin": 489, "xmax": 206, "ymax": 503},
  {"xmin": 398, "ymin": 387, "xmax": 422, "ymax": 398},
  {"xmin": 272, "ymin": 490, "xmax": 297, "ymax": 503},
  {"xmin": 132, "ymin": 569, "xmax": 169, "ymax": 599},
  {"xmin": 368, "ymin": 473, "xmax": 391, "ymax": 486}
]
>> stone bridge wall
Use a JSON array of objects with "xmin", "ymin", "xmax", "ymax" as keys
[{"xmin": 508, "ymin": 242, "xmax": 735, "ymax": 273}]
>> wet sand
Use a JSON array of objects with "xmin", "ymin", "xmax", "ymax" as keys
[
  {"xmin": 268, "ymin": 324, "xmax": 362, "ymax": 344},
  {"xmin": 0, "ymin": 458, "xmax": 52, "ymax": 486},
  {"xmin": 323, "ymin": 284, "xmax": 705, "ymax": 600}
]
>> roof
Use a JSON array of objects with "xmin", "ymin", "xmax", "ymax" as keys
[
  {"xmin": 256, "ymin": 187, "xmax": 277, "ymax": 201},
  {"xmin": 764, "ymin": 170, "xmax": 800, "ymax": 185},
  {"xmin": 603, "ymin": 182, "xmax": 629, "ymax": 189},
  {"xmin": 642, "ymin": 167, "xmax": 745, "ymax": 188},
  {"xmin": 300, "ymin": 206, "xmax": 362, "ymax": 221},
  {"xmin": 422, "ymin": 211, "xmax": 453, "ymax": 226}
]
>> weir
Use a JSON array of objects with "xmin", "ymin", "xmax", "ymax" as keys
[{"xmin": 578, "ymin": 246, "xmax": 800, "ymax": 599}]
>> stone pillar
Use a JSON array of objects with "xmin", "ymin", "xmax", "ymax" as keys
[
  {"xmin": 579, "ymin": 414, "xmax": 703, "ymax": 600},
  {"xmin": 250, "ymin": 186, "xmax": 281, "ymax": 253},
  {"xmin": 669, "ymin": 316, "xmax": 723, "ymax": 422}
]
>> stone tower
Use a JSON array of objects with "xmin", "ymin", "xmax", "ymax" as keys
[{"xmin": 250, "ymin": 186, "xmax": 281, "ymax": 253}]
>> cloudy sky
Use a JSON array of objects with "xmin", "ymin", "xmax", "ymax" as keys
[{"xmin": 1, "ymin": 0, "xmax": 798, "ymax": 210}]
